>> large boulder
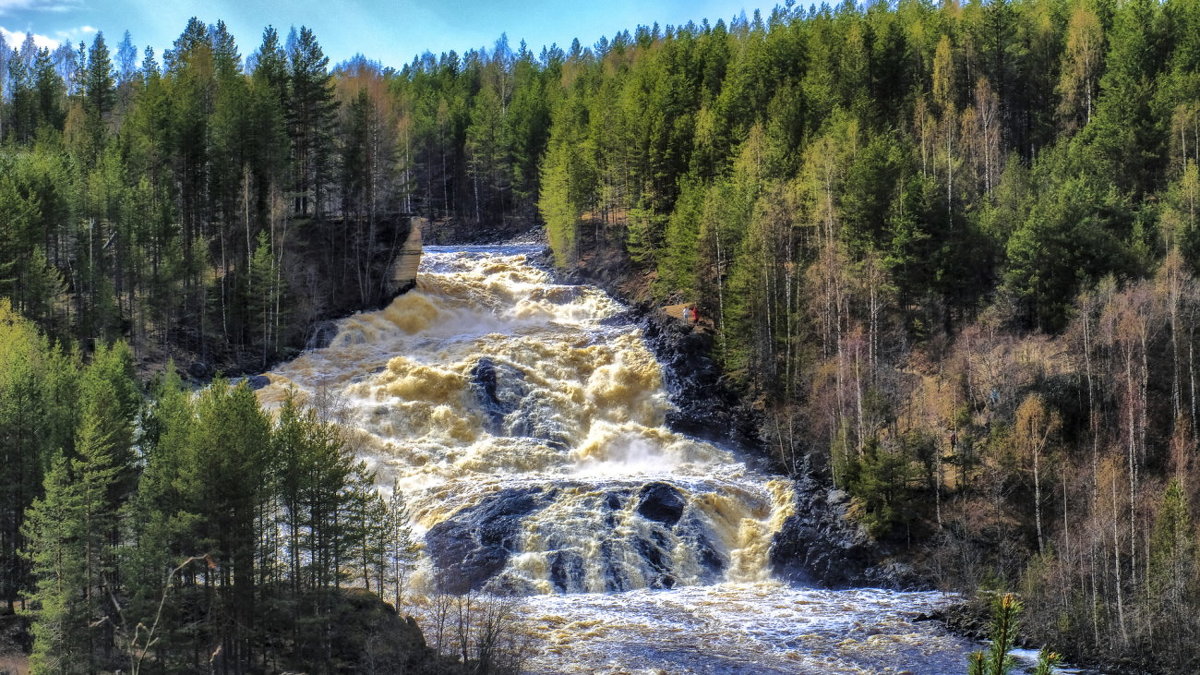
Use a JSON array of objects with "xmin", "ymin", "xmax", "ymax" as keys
[{"xmin": 636, "ymin": 482, "xmax": 686, "ymax": 526}]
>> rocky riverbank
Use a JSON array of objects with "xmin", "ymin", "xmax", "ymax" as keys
[{"xmin": 545, "ymin": 243, "xmax": 923, "ymax": 591}]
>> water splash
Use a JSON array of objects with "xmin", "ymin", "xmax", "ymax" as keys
[
  {"xmin": 260, "ymin": 245, "xmax": 785, "ymax": 592},
  {"xmin": 259, "ymin": 244, "xmax": 977, "ymax": 671}
]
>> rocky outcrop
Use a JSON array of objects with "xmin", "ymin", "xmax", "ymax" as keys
[
  {"xmin": 269, "ymin": 587, "xmax": 471, "ymax": 673},
  {"xmin": 425, "ymin": 488, "xmax": 551, "ymax": 594},
  {"xmin": 468, "ymin": 357, "xmax": 570, "ymax": 449},
  {"xmin": 305, "ymin": 319, "xmax": 341, "ymax": 351},
  {"xmin": 423, "ymin": 482, "xmax": 731, "ymax": 594},
  {"xmin": 469, "ymin": 357, "xmax": 528, "ymax": 434},
  {"xmin": 328, "ymin": 588, "xmax": 433, "ymax": 672},
  {"xmin": 769, "ymin": 476, "xmax": 921, "ymax": 588},
  {"xmin": 635, "ymin": 309, "xmax": 762, "ymax": 452}
]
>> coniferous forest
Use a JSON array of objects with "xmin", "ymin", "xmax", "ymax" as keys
[{"xmin": 3, "ymin": 0, "xmax": 1200, "ymax": 671}]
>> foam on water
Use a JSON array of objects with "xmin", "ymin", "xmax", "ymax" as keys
[
  {"xmin": 259, "ymin": 244, "xmax": 980, "ymax": 672},
  {"xmin": 519, "ymin": 582, "xmax": 975, "ymax": 674}
]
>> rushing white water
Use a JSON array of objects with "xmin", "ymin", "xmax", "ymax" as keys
[{"xmin": 258, "ymin": 243, "xmax": 978, "ymax": 672}]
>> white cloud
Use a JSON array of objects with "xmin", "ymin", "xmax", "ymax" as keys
[
  {"xmin": 54, "ymin": 24, "xmax": 95, "ymax": 40},
  {"xmin": 0, "ymin": 25, "xmax": 59, "ymax": 49},
  {"xmin": 0, "ymin": 0, "xmax": 81, "ymax": 16}
]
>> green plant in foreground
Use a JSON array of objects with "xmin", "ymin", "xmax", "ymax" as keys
[{"xmin": 967, "ymin": 593, "xmax": 1061, "ymax": 675}]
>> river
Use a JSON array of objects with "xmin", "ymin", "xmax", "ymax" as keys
[{"xmin": 257, "ymin": 243, "xmax": 980, "ymax": 673}]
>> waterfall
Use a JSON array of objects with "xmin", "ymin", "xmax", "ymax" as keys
[
  {"xmin": 258, "ymin": 244, "xmax": 977, "ymax": 673},
  {"xmin": 260, "ymin": 244, "xmax": 788, "ymax": 594}
]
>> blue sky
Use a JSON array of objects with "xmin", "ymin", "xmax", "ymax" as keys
[{"xmin": 0, "ymin": 0, "xmax": 772, "ymax": 69}]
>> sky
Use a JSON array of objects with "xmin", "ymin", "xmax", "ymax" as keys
[{"xmin": 0, "ymin": 0, "xmax": 773, "ymax": 69}]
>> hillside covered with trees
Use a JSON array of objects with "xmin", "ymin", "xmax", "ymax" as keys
[
  {"xmin": 532, "ymin": 2, "xmax": 1200, "ymax": 670},
  {"xmin": 2, "ymin": 0, "xmax": 1200, "ymax": 670}
]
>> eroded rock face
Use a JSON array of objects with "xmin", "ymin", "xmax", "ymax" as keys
[
  {"xmin": 424, "ymin": 482, "xmax": 733, "ymax": 594},
  {"xmin": 425, "ymin": 488, "xmax": 550, "ymax": 594},
  {"xmin": 635, "ymin": 310, "xmax": 761, "ymax": 453},
  {"xmin": 469, "ymin": 357, "xmax": 527, "ymax": 435},
  {"xmin": 306, "ymin": 320, "xmax": 340, "ymax": 351},
  {"xmin": 468, "ymin": 357, "xmax": 570, "ymax": 448},
  {"xmin": 768, "ymin": 477, "xmax": 917, "ymax": 588}
]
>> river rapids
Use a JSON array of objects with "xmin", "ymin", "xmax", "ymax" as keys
[{"xmin": 257, "ymin": 244, "xmax": 979, "ymax": 673}]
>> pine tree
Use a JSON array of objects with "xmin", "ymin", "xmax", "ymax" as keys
[
  {"xmin": 288, "ymin": 26, "xmax": 337, "ymax": 218},
  {"xmin": 26, "ymin": 396, "xmax": 128, "ymax": 672},
  {"xmin": 384, "ymin": 485, "xmax": 419, "ymax": 609},
  {"xmin": 967, "ymin": 594, "xmax": 1021, "ymax": 675},
  {"xmin": 25, "ymin": 456, "xmax": 89, "ymax": 674},
  {"xmin": 0, "ymin": 301, "xmax": 75, "ymax": 613},
  {"xmin": 188, "ymin": 380, "xmax": 271, "ymax": 670}
]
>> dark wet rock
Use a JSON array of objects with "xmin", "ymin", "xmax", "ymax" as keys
[
  {"xmin": 601, "ymin": 541, "xmax": 629, "ymax": 592},
  {"xmin": 245, "ymin": 374, "xmax": 271, "ymax": 390},
  {"xmin": 483, "ymin": 573, "xmax": 539, "ymax": 596},
  {"xmin": 679, "ymin": 513, "xmax": 727, "ymax": 582},
  {"xmin": 548, "ymin": 550, "xmax": 587, "ymax": 592},
  {"xmin": 769, "ymin": 476, "xmax": 907, "ymax": 588},
  {"xmin": 306, "ymin": 319, "xmax": 340, "ymax": 350},
  {"xmin": 425, "ymin": 488, "xmax": 549, "ymax": 594},
  {"xmin": 187, "ymin": 360, "xmax": 212, "ymax": 380},
  {"xmin": 599, "ymin": 309, "xmax": 639, "ymax": 327},
  {"xmin": 470, "ymin": 358, "xmax": 571, "ymax": 449},
  {"xmin": 636, "ymin": 482, "xmax": 686, "ymax": 526},
  {"xmin": 601, "ymin": 490, "xmax": 630, "ymax": 527},
  {"xmin": 469, "ymin": 357, "xmax": 527, "ymax": 435},
  {"xmin": 530, "ymin": 286, "xmax": 583, "ymax": 304},
  {"xmin": 634, "ymin": 308, "xmax": 762, "ymax": 452},
  {"xmin": 633, "ymin": 534, "xmax": 674, "ymax": 588}
]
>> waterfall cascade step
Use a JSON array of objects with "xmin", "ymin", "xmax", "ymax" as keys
[{"xmin": 257, "ymin": 243, "xmax": 979, "ymax": 673}]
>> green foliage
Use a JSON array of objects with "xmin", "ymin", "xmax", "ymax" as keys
[
  {"xmin": 967, "ymin": 593, "xmax": 1021, "ymax": 675},
  {"xmin": 7, "ymin": 5, "xmax": 1200, "ymax": 673},
  {"xmin": 843, "ymin": 438, "xmax": 922, "ymax": 538},
  {"xmin": 25, "ymin": 456, "xmax": 91, "ymax": 673},
  {"xmin": 656, "ymin": 175, "xmax": 705, "ymax": 299},
  {"xmin": 967, "ymin": 594, "xmax": 1062, "ymax": 675},
  {"xmin": 0, "ymin": 301, "xmax": 77, "ymax": 612},
  {"xmin": 539, "ymin": 125, "xmax": 593, "ymax": 266},
  {"xmin": 26, "ymin": 375, "xmax": 131, "ymax": 672},
  {"xmin": 1003, "ymin": 150, "xmax": 1135, "ymax": 330}
]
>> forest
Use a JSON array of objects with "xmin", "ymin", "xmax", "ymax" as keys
[{"xmin": 1, "ymin": 0, "xmax": 1200, "ymax": 671}]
